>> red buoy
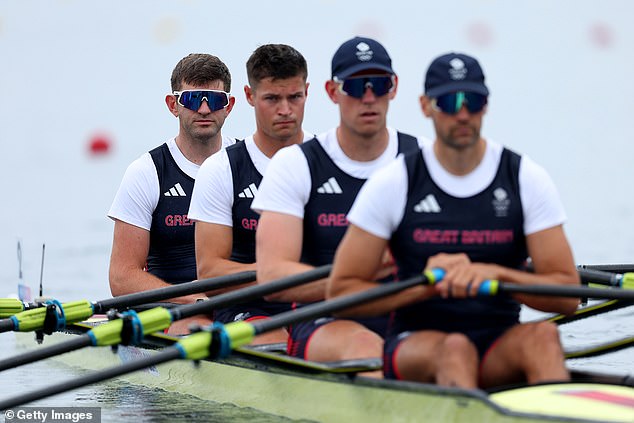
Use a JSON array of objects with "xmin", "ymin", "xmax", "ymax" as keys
[{"xmin": 87, "ymin": 133, "xmax": 113, "ymax": 156}]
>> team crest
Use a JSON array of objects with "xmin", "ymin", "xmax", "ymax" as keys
[{"xmin": 492, "ymin": 187, "xmax": 510, "ymax": 217}]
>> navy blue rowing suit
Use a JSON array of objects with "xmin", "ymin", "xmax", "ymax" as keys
[
  {"xmin": 383, "ymin": 147, "xmax": 527, "ymax": 379},
  {"xmin": 288, "ymin": 133, "xmax": 419, "ymax": 359},
  {"xmin": 147, "ymin": 143, "xmax": 196, "ymax": 284},
  {"xmin": 213, "ymin": 141, "xmax": 293, "ymax": 324}
]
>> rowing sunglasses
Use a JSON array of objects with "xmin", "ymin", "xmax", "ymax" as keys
[
  {"xmin": 334, "ymin": 75, "xmax": 395, "ymax": 99},
  {"xmin": 173, "ymin": 90, "xmax": 230, "ymax": 112},
  {"xmin": 431, "ymin": 91, "xmax": 488, "ymax": 115}
]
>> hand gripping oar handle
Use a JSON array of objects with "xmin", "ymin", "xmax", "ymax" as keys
[{"xmin": 478, "ymin": 280, "xmax": 634, "ymax": 300}]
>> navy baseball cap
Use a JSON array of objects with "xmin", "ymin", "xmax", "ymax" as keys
[
  {"xmin": 424, "ymin": 52, "xmax": 489, "ymax": 97},
  {"xmin": 331, "ymin": 36, "xmax": 394, "ymax": 79}
]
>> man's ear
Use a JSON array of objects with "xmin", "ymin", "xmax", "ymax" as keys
[
  {"xmin": 166, "ymin": 94, "xmax": 179, "ymax": 117},
  {"xmin": 325, "ymin": 80, "xmax": 339, "ymax": 104},
  {"xmin": 420, "ymin": 95, "xmax": 433, "ymax": 117},
  {"xmin": 244, "ymin": 85, "xmax": 255, "ymax": 107}
]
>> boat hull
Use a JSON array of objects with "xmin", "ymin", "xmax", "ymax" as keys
[{"xmin": 14, "ymin": 326, "xmax": 634, "ymax": 423}]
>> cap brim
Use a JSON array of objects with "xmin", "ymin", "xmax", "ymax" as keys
[
  {"xmin": 426, "ymin": 81, "xmax": 489, "ymax": 97},
  {"xmin": 334, "ymin": 63, "xmax": 395, "ymax": 79}
]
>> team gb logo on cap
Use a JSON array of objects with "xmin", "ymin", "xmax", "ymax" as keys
[
  {"xmin": 356, "ymin": 42, "xmax": 373, "ymax": 61},
  {"xmin": 448, "ymin": 58, "xmax": 467, "ymax": 80}
]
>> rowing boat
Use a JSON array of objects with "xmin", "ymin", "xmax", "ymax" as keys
[{"xmin": 14, "ymin": 318, "xmax": 634, "ymax": 423}]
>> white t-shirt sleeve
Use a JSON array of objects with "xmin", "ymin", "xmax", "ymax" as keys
[
  {"xmin": 251, "ymin": 145, "xmax": 311, "ymax": 218},
  {"xmin": 347, "ymin": 155, "xmax": 409, "ymax": 239},
  {"xmin": 188, "ymin": 150, "xmax": 234, "ymax": 226},
  {"xmin": 520, "ymin": 156, "xmax": 567, "ymax": 235},
  {"xmin": 107, "ymin": 153, "xmax": 159, "ymax": 231}
]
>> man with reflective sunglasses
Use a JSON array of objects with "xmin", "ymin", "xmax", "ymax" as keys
[
  {"xmin": 108, "ymin": 53, "xmax": 236, "ymax": 334},
  {"xmin": 188, "ymin": 44, "xmax": 312, "ymax": 344},
  {"xmin": 252, "ymin": 37, "xmax": 422, "ymax": 374},
  {"xmin": 327, "ymin": 52, "xmax": 579, "ymax": 388}
]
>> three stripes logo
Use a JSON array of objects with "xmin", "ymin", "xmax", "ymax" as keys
[
  {"xmin": 238, "ymin": 183, "xmax": 258, "ymax": 199},
  {"xmin": 414, "ymin": 194, "xmax": 441, "ymax": 213},
  {"xmin": 164, "ymin": 183, "xmax": 187, "ymax": 197},
  {"xmin": 317, "ymin": 177, "xmax": 343, "ymax": 194}
]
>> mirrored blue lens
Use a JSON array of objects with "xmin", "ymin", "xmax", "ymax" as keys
[
  {"xmin": 434, "ymin": 92, "xmax": 487, "ymax": 115},
  {"xmin": 177, "ymin": 90, "xmax": 229, "ymax": 112},
  {"xmin": 340, "ymin": 76, "xmax": 394, "ymax": 99}
]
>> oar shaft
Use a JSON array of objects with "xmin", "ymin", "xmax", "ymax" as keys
[
  {"xmin": 253, "ymin": 272, "xmax": 431, "ymax": 335},
  {"xmin": 576, "ymin": 267, "xmax": 621, "ymax": 287},
  {"xmin": 580, "ymin": 264, "xmax": 634, "ymax": 273},
  {"xmin": 94, "ymin": 271, "xmax": 256, "ymax": 313},
  {"xmin": 0, "ymin": 267, "xmax": 332, "ymax": 373},
  {"xmin": 549, "ymin": 299, "xmax": 634, "ymax": 325},
  {"xmin": 483, "ymin": 281, "xmax": 634, "ymax": 300},
  {"xmin": 0, "ymin": 269, "xmax": 442, "ymax": 407},
  {"xmin": 0, "ymin": 335, "xmax": 92, "ymax": 372},
  {"xmin": 0, "ymin": 348, "xmax": 182, "ymax": 410},
  {"xmin": 172, "ymin": 265, "xmax": 332, "ymax": 320}
]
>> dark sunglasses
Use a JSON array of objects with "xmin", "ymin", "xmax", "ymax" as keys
[
  {"xmin": 173, "ymin": 90, "xmax": 230, "ymax": 112},
  {"xmin": 431, "ymin": 91, "xmax": 487, "ymax": 115},
  {"xmin": 334, "ymin": 75, "xmax": 395, "ymax": 99}
]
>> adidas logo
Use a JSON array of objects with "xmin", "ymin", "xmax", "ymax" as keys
[
  {"xmin": 317, "ymin": 177, "xmax": 343, "ymax": 194},
  {"xmin": 414, "ymin": 194, "xmax": 441, "ymax": 213},
  {"xmin": 164, "ymin": 183, "xmax": 186, "ymax": 197},
  {"xmin": 238, "ymin": 183, "xmax": 258, "ymax": 199}
]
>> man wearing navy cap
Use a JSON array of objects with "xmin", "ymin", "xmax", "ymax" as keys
[
  {"xmin": 327, "ymin": 52, "xmax": 580, "ymax": 387},
  {"xmin": 252, "ymin": 36, "xmax": 423, "ymax": 375}
]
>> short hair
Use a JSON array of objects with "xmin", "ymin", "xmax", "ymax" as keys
[
  {"xmin": 170, "ymin": 53, "xmax": 232, "ymax": 93},
  {"xmin": 246, "ymin": 44, "xmax": 308, "ymax": 88}
]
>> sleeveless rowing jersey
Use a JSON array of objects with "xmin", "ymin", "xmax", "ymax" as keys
[
  {"xmin": 301, "ymin": 133, "xmax": 419, "ymax": 266},
  {"xmin": 147, "ymin": 143, "xmax": 196, "ymax": 284},
  {"xmin": 389, "ymin": 148, "xmax": 526, "ymax": 332},
  {"xmin": 226, "ymin": 140, "xmax": 261, "ymax": 264}
]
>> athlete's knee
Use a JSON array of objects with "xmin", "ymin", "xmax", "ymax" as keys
[
  {"xmin": 351, "ymin": 329, "xmax": 383, "ymax": 350},
  {"xmin": 528, "ymin": 321, "xmax": 561, "ymax": 343},
  {"xmin": 441, "ymin": 332, "xmax": 476, "ymax": 357},
  {"xmin": 518, "ymin": 322, "xmax": 563, "ymax": 355}
]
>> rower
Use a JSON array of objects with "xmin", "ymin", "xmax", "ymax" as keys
[
  {"xmin": 251, "ymin": 36, "xmax": 424, "ymax": 376},
  {"xmin": 327, "ymin": 52, "xmax": 580, "ymax": 388},
  {"xmin": 188, "ymin": 44, "xmax": 312, "ymax": 344},
  {"xmin": 108, "ymin": 53, "xmax": 236, "ymax": 334}
]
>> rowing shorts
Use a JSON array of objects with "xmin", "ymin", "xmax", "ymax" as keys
[
  {"xmin": 287, "ymin": 315, "xmax": 391, "ymax": 359},
  {"xmin": 213, "ymin": 300, "xmax": 292, "ymax": 324},
  {"xmin": 383, "ymin": 326, "xmax": 510, "ymax": 380}
]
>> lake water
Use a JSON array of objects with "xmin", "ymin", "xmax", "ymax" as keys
[{"xmin": 1, "ymin": 1, "xmax": 633, "ymax": 421}]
